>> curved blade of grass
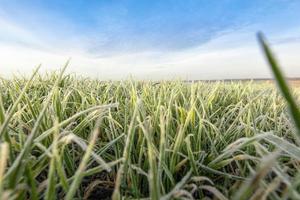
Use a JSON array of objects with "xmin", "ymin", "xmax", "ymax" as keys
[
  {"xmin": 34, "ymin": 103, "xmax": 118, "ymax": 143},
  {"xmin": 232, "ymin": 151, "xmax": 279, "ymax": 200},
  {"xmin": 65, "ymin": 118, "xmax": 105, "ymax": 200},
  {"xmin": 0, "ymin": 143, "xmax": 8, "ymax": 197},
  {"xmin": 199, "ymin": 185, "xmax": 228, "ymax": 200},
  {"xmin": 43, "ymin": 159, "xmax": 123, "ymax": 193},
  {"xmin": 197, "ymin": 163, "xmax": 245, "ymax": 181},
  {"xmin": 257, "ymin": 32, "xmax": 300, "ymax": 135},
  {"xmin": 67, "ymin": 133, "xmax": 110, "ymax": 171},
  {"xmin": 161, "ymin": 170, "xmax": 192, "ymax": 200}
]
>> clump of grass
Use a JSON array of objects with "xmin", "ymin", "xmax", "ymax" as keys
[{"xmin": 0, "ymin": 34, "xmax": 299, "ymax": 199}]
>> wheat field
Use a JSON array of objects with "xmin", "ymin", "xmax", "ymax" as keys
[{"xmin": 0, "ymin": 35, "xmax": 299, "ymax": 200}]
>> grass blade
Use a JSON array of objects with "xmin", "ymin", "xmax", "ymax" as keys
[
  {"xmin": 65, "ymin": 118, "xmax": 105, "ymax": 200},
  {"xmin": 0, "ymin": 66, "xmax": 40, "ymax": 138},
  {"xmin": 0, "ymin": 143, "xmax": 8, "ymax": 197},
  {"xmin": 257, "ymin": 32, "xmax": 300, "ymax": 134}
]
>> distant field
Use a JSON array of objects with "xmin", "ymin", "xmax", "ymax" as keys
[
  {"xmin": 262, "ymin": 79, "xmax": 300, "ymax": 87},
  {"xmin": 0, "ymin": 73, "xmax": 300, "ymax": 199},
  {"xmin": 288, "ymin": 79, "xmax": 300, "ymax": 87}
]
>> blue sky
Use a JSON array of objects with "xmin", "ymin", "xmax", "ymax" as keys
[{"xmin": 0, "ymin": 0, "xmax": 300, "ymax": 79}]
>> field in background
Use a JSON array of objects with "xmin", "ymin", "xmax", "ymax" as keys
[
  {"xmin": 287, "ymin": 79, "xmax": 300, "ymax": 88},
  {"xmin": 0, "ymin": 73, "xmax": 300, "ymax": 199},
  {"xmin": 263, "ymin": 79, "xmax": 300, "ymax": 88}
]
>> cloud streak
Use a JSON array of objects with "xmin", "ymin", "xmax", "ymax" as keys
[
  {"xmin": 0, "ymin": 0, "xmax": 299, "ymax": 79},
  {"xmin": 1, "ymin": 27, "xmax": 299, "ymax": 80}
]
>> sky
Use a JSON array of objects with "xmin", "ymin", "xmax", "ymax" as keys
[{"xmin": 0, "ymin": 0, "xmax": 299, "ymax": 80}]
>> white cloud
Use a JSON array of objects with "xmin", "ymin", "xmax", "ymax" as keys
[{"xmin": 0, "ymin": 18, "xmax": 299, "ymax": 80}]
